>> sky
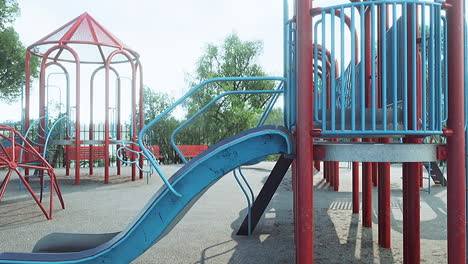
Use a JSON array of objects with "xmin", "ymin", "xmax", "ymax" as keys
[{"xmin": 1, "ymin": 0, "xmax": 348, "ymax": 122}]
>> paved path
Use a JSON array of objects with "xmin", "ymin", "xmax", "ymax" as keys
[{"xmin": 0, "ymin": 162, "xmax": 447, "ymax": 263}]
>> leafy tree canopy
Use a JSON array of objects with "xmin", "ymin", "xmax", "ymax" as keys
[
  {"xmin": 183, "ymin": 33, "xmax": 278, "ymax": 144},
  {"xmin": 0, "ymin": 0, "xmax": 40, "ymax": 102}
]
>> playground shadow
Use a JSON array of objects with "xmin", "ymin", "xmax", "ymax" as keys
[
  {"xmin": 191, "ymin": 168, "xmax": 397, "ymax": 264},
  {"xmin": 387, "ymin": 186, "xmax": 447, "ymax": 241}
]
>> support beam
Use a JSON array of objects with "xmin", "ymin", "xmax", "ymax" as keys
[
  {"xmin": 446, "ymin": 0, "xmax": 466, "ymax": 262},
  {"xmin": 296, "ymin": 0, "xmax": 314, "ymax": 262},
  {"xmin": 378, "ymin": 138, "xmax": 391, "ymax": 248},
  {"xmin": 362, "ymin": 159, "xmax": 372, "ymax": 227},
  {"xmin": 237, "ymin": 155, "xmax": 293, "ymax": 236},
  {"xmin": 352, "ymin": 138, "xmax": 360, "ymax": 214}
]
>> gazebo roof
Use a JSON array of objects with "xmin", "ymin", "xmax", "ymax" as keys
[{"xmin": 28, "ymin": 12, "xmax": 139, "ymax": 64}]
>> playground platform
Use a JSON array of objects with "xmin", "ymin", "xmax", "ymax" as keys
[{"xmin": 0, "ymin": 162, "xmax": 446, "ymax": 263}]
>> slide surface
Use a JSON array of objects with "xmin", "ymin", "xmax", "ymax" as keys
[{"xmin": 0, "ymin": 125, "xmax": 294, "ymax": 264}]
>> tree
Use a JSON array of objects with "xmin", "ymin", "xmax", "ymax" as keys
[
  {"xmin": 182, "ymin": 33, "xmax": 278, "ymax": 145},
  {"xmin": 0, "ymin": 0, "xmax": 40, "ymax": 102},
  {"xmin": 141, "ymin": 87, "xmax": 181, "ymax": 164}
]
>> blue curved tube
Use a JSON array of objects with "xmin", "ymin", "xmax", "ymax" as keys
[
  {"xmin": 171, "ymin": 89, "xmax": 283, "ymax": 164},
  {"xmin": 138, "ymin": 76, "xmax": 285, "ymax": 197}
]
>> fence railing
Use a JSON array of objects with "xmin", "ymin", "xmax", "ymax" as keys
[{"xmin": 312, "ymin": 0, "xmax": 447, "ymax": 136}]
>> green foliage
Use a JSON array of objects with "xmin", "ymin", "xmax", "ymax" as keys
[
  {"xmin": 0, "ymin": 0, "xmax": 19, "ymax": 29},
  {"xmin": 142, "ymin": 88, "xmax": 181, "ymax": 163},
  {"xmin": 183, "ymin": 33, "xmax": 277, "ymax": 145},
  {"xmin": 0, "ymin": 0, "xmax": 40, "ymax": 102}
]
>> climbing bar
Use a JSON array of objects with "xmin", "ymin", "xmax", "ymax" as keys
[{"xmin": 312, "ymin": 0, "xmax": 445, "ymax": 136}]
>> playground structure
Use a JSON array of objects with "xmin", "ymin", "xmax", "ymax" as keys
[
  {"xmin": 24, "ymin": 12, "xmax": 145, "ymax": 185},
  {"xmin": 0, "ymin": 0, "xmax": 467, "ymax": 263}
]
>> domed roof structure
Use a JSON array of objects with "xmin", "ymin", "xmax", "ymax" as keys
[{"xmin": 28, "ymin": 12, "xmax": 139, "ymax": 64}]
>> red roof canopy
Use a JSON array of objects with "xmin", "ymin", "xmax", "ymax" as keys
[{"xmin": 28, "ymin": 12, "xmax": 139, "ymax": 64}]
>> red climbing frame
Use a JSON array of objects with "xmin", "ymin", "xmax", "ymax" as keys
[{"xmin": 0, "ymin": 125, "xmax": 64, "ymax": 220}]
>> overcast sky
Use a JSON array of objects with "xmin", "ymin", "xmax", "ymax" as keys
[{"xmin": 1, "ymin": 0, "xmax": 347, "ymax": 122}]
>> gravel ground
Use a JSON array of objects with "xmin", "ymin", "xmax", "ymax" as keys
[{"xmin": 0, "ymin": 162, "xmax": 447, "ymax": 263}]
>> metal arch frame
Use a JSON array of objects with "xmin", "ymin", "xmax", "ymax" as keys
[
  {"xmin": 104, "ymin": 49, "xmax": 138, "ymax": 184},
  {"xmin": 34, "ymin": 44, "xmax": 82, "ymax": 185},
  {"xmin": 89, "ymin": 65, "xmax": 120, "ymax": 176},
  {"xmin": 136, "ymin": 61, "xmax": 145, "ymax": 180}
]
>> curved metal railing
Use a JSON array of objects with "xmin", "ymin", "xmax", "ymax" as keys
[
  {"xmin": 138, "ymin": 76, "xmax": 286, "ymax": 197},
  {"xmin": 171, "ymin": 86, "xmax": 284, "ymax": 163}
]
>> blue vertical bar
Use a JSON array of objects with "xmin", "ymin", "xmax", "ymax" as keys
[
  {"xmin": 434, "ymin": 5, "xmax": 442, "ymax": 131},
  {"xmin": 429, "ymin": 5, "xmax": 435, "ymax": 131},
  {"xmin": 340, "ymin": 7, "xmax": 345, "ymax": 130},
  {"xmin": 403, "ymin": 3, "xmax": 408, "ymax": 131},
  {"xmin": 314, "ymin": 20, "xmax": 322, "ymax": 124},
  {"xmin": 283, "ymin": 0, "xmax": 290, "ymax": 128},
  {"xmin": 421, "ymin": 4, "xmax": 427, "ymax": 131},
  {"xmin": 382, "ymin": 3, "xmax": 387, "ymax": 131},
  {"xmin": 361, "ymin": 4, "xmax": 366, "ymax": 131},
  {"xmin": 371, "ymin": 4, "xmax": 376, "ymax": 131},
  {"xmin": 351, "ymin": 6, "xmax": 356, "ymax": 131},
  {"xmin": 411, "ymin": 3, "xmax": 417, "ymax": 131},
  {"xmin": 393, "ymin": 3, "xmax": 398, "ymax": 131},
  {"xmin": 442, "ymin": 16, "xmax": 448, "ymax": 123},
  {"xmin": 331, "ymin": 9, "xmax": 336, "ymax": 131},
  {"xmin": 292, "ymin": 26, "xmax": 297, "ymax": 127},
  {"xmin": 441, "ymin": 16, "xmax": 450, "ymax": 124},
  {"xmin": 321, "ymin": 11, "xmax": 327, "ymax": 131}
]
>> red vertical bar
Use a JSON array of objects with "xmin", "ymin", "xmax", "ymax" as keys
[
  {"xmin": 296, "ymin": 0, "xmax": 314, "ymax": 262},
  {"xmin": 24, "ymin": 51, "xmax": 31, "ymax": 179},
  {"xmin": 89, "ymin": 77, "xmax": 94, "ymax": 176},
  {"xmin": 362, "ymin": 161, "xmax": 372, "ymax": 227},
  {"xmin": 117, "ymin": 79, "xmax": 122, "ymax": 175},
  {"xmin": 104, "ymin": 66, "xmax": 110, "ymax": 184},
  {"xmin": 334, "ymin": 160, "xmax": 339, "ymax": 191},
  {"xmin": 372, "ymin": 159, "xmax": 378, "ymax": 186},
  {"xmin": 74, "ymin": 60, "xmax": 81, "ymax": 185},
  {"xmin": 352, "ymin": 138, "xmax": 360, "ymax": 214},
  {"xmin": 131, "ymin": 68, "xmax": 137, "ymax": 182},
  {"xmin": 138, "ymin": 65, "xmax": 145, "ymax": 179},
  {"xmin": 362, "ymin": 5, "xmax": 373, "ymax": 229},
  {"xmin": 446, "ymin": 0, "xmax": 466, "ymax": 262},
  {"xmin": 403, "ymin": 4, "xmax": 420, "ymax": 262},
  {"xmin": 379, "ymin": 138, "xmax": 391, "ymax": 248}
]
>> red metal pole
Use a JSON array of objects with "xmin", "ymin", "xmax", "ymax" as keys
[
  {"xmin": 296, "ymin": 0, "xmax": 314, "ymax": 262},
  {"xmin": 378, "ymin": 138, "xmax": 391, "ymax": 248},
  {"xmin": 131, "ymin": 67, "xmax": 137, "ymax": 182},
  {"xmin": 116, "ymin": 78, "xmax": 121, "ymax": 175},
  {"xmin": 403, "ymin": 4, "xmax": 420, "ymax": 262},
  {"xmin": 89, "ymin": 73, "xmax": 94, "ymax": 176},
  {"xmin": 352, "ymin": 138, "xmax": 360, "ymax": 214},
  {"xmin": 446, "ymin": 0, "xmax": 466, "ymax": 262},
  {"xmin": 362, "ymin": 4, "xmax": 373, "ymax": 229},
  {"xmin": 24, "ymin": 51, "xmax": 31, "ymax": 179},
  {"xmin": 372, "ymin": 159, "xmax": 378, "ymax": 186},
  {"xmin": 104, "ymin": 66, "xmax": 110, "ymax": 184},
  {"xmin": 138, "ymin": 63, "xmax": 144, "ymax": 180},
  {"xmin": 74, "ymin": 59, "xmax": 81, "ymax": 185}
]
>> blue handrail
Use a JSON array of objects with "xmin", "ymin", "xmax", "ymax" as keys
[
  {"xmin": 313, "ymin": 0, "xmax": 444, "ymax": 136},
  {"xmin": 138, "ymin": 76, "xmax": 286, "ymax": 197},
  {"xmin": 171, "ymin": 88, "xmax": 283, "ymax": 163}
]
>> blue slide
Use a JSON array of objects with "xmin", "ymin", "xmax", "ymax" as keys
[{"xmin": 0, "ymin": 126, "xmax": 294, "ymax": 264}]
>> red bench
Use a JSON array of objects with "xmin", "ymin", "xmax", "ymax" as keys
[
  {"xmin": 66, "ymin": 146, "xmax": 106, "ymax": 161},
  {"xmin": 177, "ymin": 145, "xmax": 209, "ymax": 158},
  {"xmin": 0, "ymin": 146, "xmax": 41, "ymax": 163}
]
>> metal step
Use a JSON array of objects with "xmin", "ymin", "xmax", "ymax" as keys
[
  {"xmin": 314, "ymin": 142, "xmax": 440, "ymax": 162},
  {"xmin": 423, "ymin": 162, "xmax": 447, "ymax": 186}
]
